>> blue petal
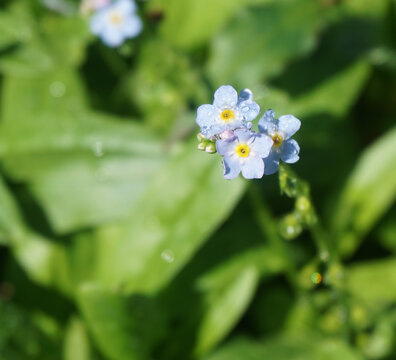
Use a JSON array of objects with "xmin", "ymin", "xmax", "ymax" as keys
[
  {"xmin": 258, "ymin": 110, "xmax": 277, "ymax": 135},
  {"xmin": 196, "ymin": 104, "xmax": 216, "ymax": 128},
  {"xmin": 102, "ymin": 27, "xmax": 125, "ymax": 47},
  {"xmin": 115, "ymin": 0, "xmax": 136, "ymax": 13},
  {"xmin": 277, "ymin": 115, "xmax": 301, "ymax": 140},
  {"xmin": 90, "ymin": 12, "xmax": 106, "ymax": 34},
  {"xmin": 122, "ymin": 14, "xmax": 142, "ymax": 37},
  {"xmin": 264, "ymin": 151, "xmax": 280, "ymax": 175},
  {"xmin": 213, "ymin": 85, "xmax": 238, "ymax": 110},
  {"xmin": 223, "ymin": 156, "xmax": 241, "ymax": 180},
  {"xmin": 280, "ymin": 139, "xmax": 300, "ymax": 164},
  {"xmin": 241, "ymin": 156, "xmax": 264, "ymax": 179},
  {"xmin": 216, "ymin": 138, "xmax": 238, "ymax": 156},
  {"xmin": 251, "ymin": 134, "xmax": 273, "ymax": 158},
  {"xmin": 234, "ymin": 129, "xmax": 254, "ymax": 144},
  {"xmin": 237, "ymin": 99, "xmax": 260, "ymax": 122}
]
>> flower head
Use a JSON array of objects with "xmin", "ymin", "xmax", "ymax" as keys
[
  {"xmin": 196, "ymin": 86, "xmax": 260, "ymax": 138},
  {"xmin": 90, "ymin": 0, "xmax": 142, "ymax": 47},
  {"xmin": 258, "ymin": 110, "xmax": 301, "ymax": 175},
  {"xmin": 216, "ymin": 129, "xmax": 273, "ymax": 180}
]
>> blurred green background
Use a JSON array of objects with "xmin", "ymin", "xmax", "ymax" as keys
[{"xmin": 0, "ymin": 0, "xmax": 396, "ymax": 359}]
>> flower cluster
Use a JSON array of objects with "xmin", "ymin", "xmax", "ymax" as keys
[
  {"xmin": 196, "ymin": 85, "xmax": 301, "ymax": 180},
  {"xmin": 86, "ymin": 0, "xmax": 142, "ymax": 47}
]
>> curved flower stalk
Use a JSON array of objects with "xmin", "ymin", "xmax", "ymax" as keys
[
  {"xmin": 89, "ymin": 0, "xmax": 142, "ymax": 47},
  {"xmin": 196, "ymin": 85, "xmax": 301, "ymax": 180}
]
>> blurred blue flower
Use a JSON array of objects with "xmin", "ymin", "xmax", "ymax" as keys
[
  {"xmin": 196, "ymin": 86, "xmax": 260, "ymax": 138},
  {"xmin": 90, "ymin": 0, "xmax": 142, "ymax": 47},
  {"xmin": 216, "ymin": 129, "xmax": 273, "ymax": 180},
  {"xmin": 258, "ymin": 110, "xmax": 301, "ymax": 175}
]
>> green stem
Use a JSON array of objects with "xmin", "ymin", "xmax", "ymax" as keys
[
  {"xmin": 248, "ymin": 184, "xmax": 298, "ymax": 288},
  {"xmin": 98, "ymin": 45, "xmax": 128, "ymax": 78}
]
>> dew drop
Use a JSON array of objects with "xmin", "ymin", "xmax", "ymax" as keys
[
  {"xmin": 320, "ymin": 250, "xmax": 330, "ymax": 262},
  {"xmin": 161, "ymin": 249, "xmax": 174, "ymax": 264},
  {"xmin": 92, "ymin": 141, "xmax": 104, "ymax": 157},
  {"xmin": 49, "ymin": 81, "xmax": 66, "ymax": 98}
]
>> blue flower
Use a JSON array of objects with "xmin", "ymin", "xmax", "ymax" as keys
[
  {"xmin": 90, "ymin": 0, "xmax": 142, "ymax": 47},
  {"xmin": 216, "ymin": 129, "xmax": 273, "ymax": 180},
  {"xmin": 196, "ymin": 86, "xmax": 260, "ymax": 138},
  {"xmin": 258, "ymin": 110, "xmax": 301, "ymax": 175}
]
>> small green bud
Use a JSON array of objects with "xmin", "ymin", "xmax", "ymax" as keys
[
  {"xmin": 205, "ymin": 142, "xmax": 217, "ymax": 154},
  {"xmin": 279, "ymin": 213, "xmax": 302, "ymax": 240},
  {"xmin": 296, "ymin": 196, "xmax": 311, "ymax": 212},
  {"xmin": 197, "ymin": 141, "xmax": 206, "ymax": 151},
  {"xmin": 197, "ymin": 133, "xmax": 206, "ymax": 141}
]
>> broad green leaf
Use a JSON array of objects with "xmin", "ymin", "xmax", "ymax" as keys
[
  {"xmin": 78, "ymin": 283, "xmax": 166, "ymax": 360},
  {"xmin": 193, "ymin": 247, "xmax": 287, "ymax": 356},
  {"xmin": 0, "ymin": 174, "xmax": 71, "ymax": 293},
  {"xmin": 0, "ymin": 175, "xmax": 25, "ymax": 245},
  {"xmin": 194, "ymin": 266, "xmax": 259, "ymax": 356},
  {"xmin": 1, "ymin": 69, "xmax": 87, "ymax": 121},
  {"xmin": 204, "ymin": 336, "xmax": 363, "ymax": 360},
  {"xmin": 207, "ymin": 0, "xmax": 323, "ymax": 86},
  {"xmin": 94, "ymin": 143, "xmax": 246, "ymax": 293},
  {"xmin": 346, "ymin": 258, "xmax": 396, "ymax": 306},
  {"xmin": 12, "ymin": 233, "xmax": 72, "ymax": 295},
  {"xmin": 0, "ymin": 2, "xmax": 33, "ymax": 50},
  {"xmin": 127, "ymin": 40, "xmax": 209, "ymax": 133},
  {"xmin": 157, "ymin": 0, "xmax": 247, "ymax": 49},
  {"xmin": 259, "ymin": 61, "xmax": 370, "ymax": 120},
  {"xmin": 332, "ymin": 127, "xmax": 396, "ymax": 256},
  {"xmin": 64, "ymin": 317, "xmax": 91, "ymax": 360},
  {"xmin": 342, "ymin": 0, "xmax": 389, "ymax": 18},
  {"xmin": 0, "ymin": 12, "xmax": 90, "ymax": 75},
  {"xmin": 0, "ymin": 111, "xmax": 165, "ymax": 233}
]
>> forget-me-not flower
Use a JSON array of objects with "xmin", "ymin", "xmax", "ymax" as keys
[
  {"xmin": 216, "ymin": 129, "xmax": 273, "ymax": 180},
  {"xmin": 196, "ymin": 86, "xmax": 260, "ymax": 138},
  {"xmin": 258, "ymin": 110, "xmax": 301, "ymax": 175},
  {"xmin": 90, "ymin": 0, "xmax": 142, "ymax": 47}
]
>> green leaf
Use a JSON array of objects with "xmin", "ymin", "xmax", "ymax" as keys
[
  {"xmin": 126, "ymin": 40, "xmax": 209, "ymax": 133},
  {"xmin": 204, "ymin": 336, "xmax": 363, "ymax": 360},
  {"xmin": 64, "ymin": 317, "xmax": 91, "ymax": 360},
  {"xmin": 332, "ymin": 127, "xmax": 396, "ymax": 256},
  {"xmin": 346, "ymin": 258, "xmax": 396, "ymax": 306},
  {"xmin": 77, "ymin": 283, "xmax": 166, "ymax": 360},
  {"xmin": 157, "ymin": 0, "xmax": 247, "ymax": 49},
  {"xmin": 207, "ymin": 0, "xmax": 323, "ymax": 86},
  {"xmin": 0, "ymin": 111, "xmax": 165, "ymax": 233},
  {"xmin": 0, "ymin": 175, "xmax": 25, "ymax": 245},
  {"xmin": 0, "ymin": 12, "xmax": 90, "ymax": 75},
  {"xmin": 194, "ymin": 266, "xmax": 259, "ymax": 356},
  {"xmin": 0, "ymin": 174, "xmax": 71, "ymax": 293},
  {"xmin": 1, "ymin": 70, "xmax": 87, "ymax": 121},
  {"xmin": 0, "ymin": 2, "xmax": 33, "ymax": 50},
  {"xmin": 260, "ymin": 61, "xmax": 370, "ymax": 120},
  {"xmin": 93, "ymin": 143, "xmax": 246, "ymax": 293}
]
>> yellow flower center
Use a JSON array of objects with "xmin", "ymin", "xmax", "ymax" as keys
[
  {"xmin": 220, "ymin": 109, "xmax": 235, "ymax": 123},
  {"xmin": 109, "ymin": 12, "xmax": 123, "ymax": 24},
  {"xmin": 236, "ymin": 144, "xmax": 250, "ymax": 158},
  {"xmin": 272, "ymin": 134, "xmax": 283, "ymax": 147}
]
